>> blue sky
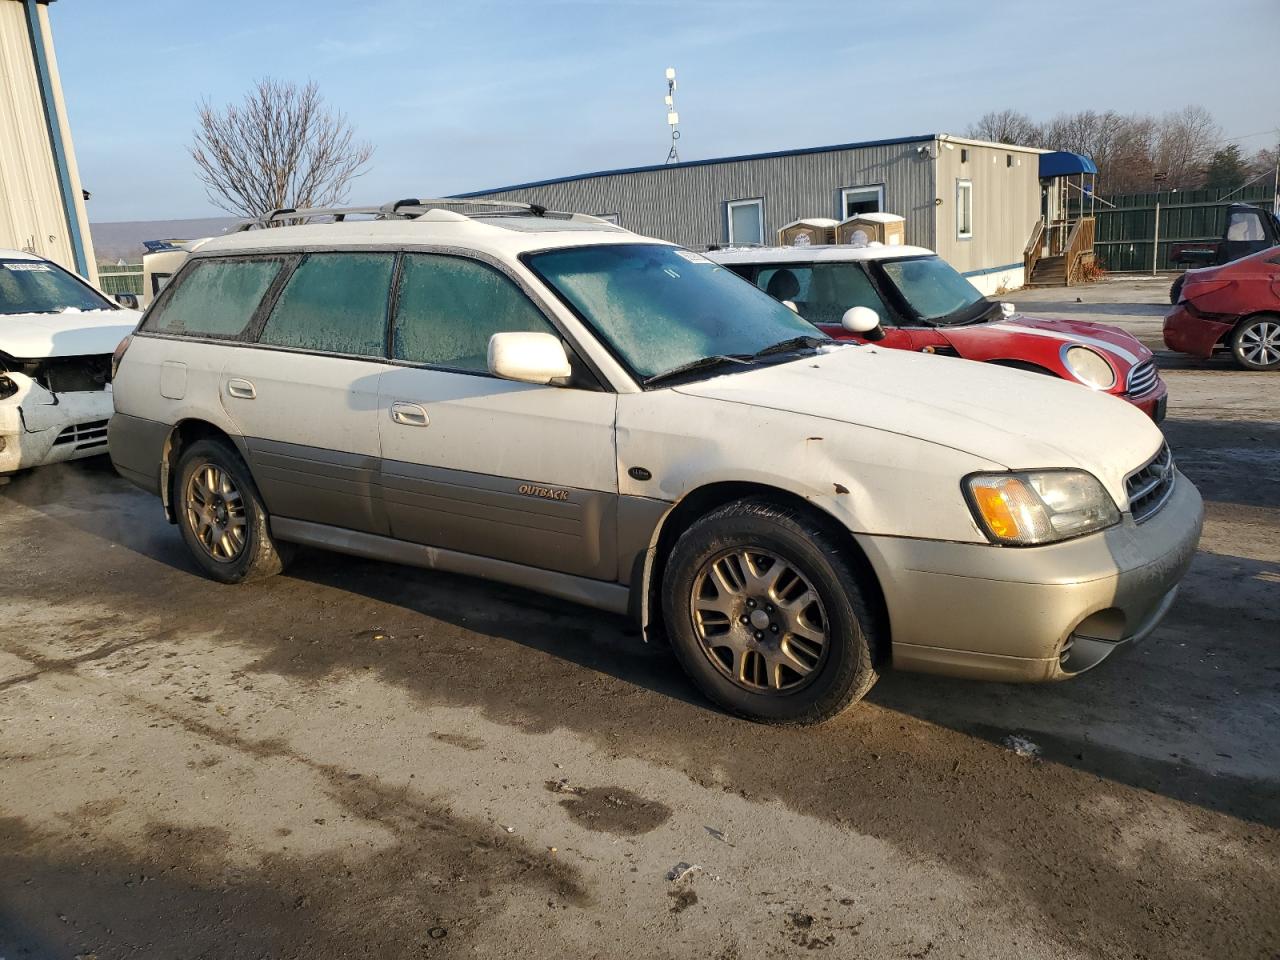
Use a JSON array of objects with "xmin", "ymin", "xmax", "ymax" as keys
[{"xmin": 52, "ymin": 0, "xmax": 1278, "ymax": 222}]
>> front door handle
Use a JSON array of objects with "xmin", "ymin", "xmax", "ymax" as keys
[
  {"xmin": 390, "ymin": 401, "xmax": 429, "ymax": 427},
  {"xmin": 226, "ymin": 378, "xmax": 256, "ymax": 400}
]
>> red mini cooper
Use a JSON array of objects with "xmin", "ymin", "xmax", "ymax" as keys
[
  {"xmin": 709, "ymin": 245, "xmax": 1167, "ymax": 421},
  {"xmin": 1164, "ymin": 245, "xmax": 1280, "ymax": 370}
]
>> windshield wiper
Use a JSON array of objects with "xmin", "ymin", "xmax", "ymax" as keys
[
  {"xmin": 644, "ymin": 353, "xmax": 753, "ymax": 387},
  {"xmin": 752, "ymin": 335, "xmax": 829, "ymax": 358}
]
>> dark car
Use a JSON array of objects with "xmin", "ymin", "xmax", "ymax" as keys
[
  {"xmin": 1168, "ymin": 203, "xmax": 1280, "ymax": 303},
  {"xmin": 1164, "ymin": 245, "xmax": 1280, "ymax": 370}
]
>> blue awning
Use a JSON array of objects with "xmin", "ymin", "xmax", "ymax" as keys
[{"xmin": 1039, "ymin": 151, "xmax": 1098, "ymax": 178}]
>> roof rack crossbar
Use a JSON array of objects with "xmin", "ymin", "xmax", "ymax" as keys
[
  {"xmin": 235, "ymin": 205, "xmax": 389, "ymax": 231},
  {"xmin": 385, "ymin": 197, "xmax": 548, "ymax": 217}
]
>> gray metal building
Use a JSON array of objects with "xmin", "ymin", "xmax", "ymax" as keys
[{"xmin": 457, "ymin": 134, "xmax": 1045, "ymax": 294}]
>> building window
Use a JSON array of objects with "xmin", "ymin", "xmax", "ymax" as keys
[
  {"xmin": 726, "ymin": 198, "xmax": 764, "ymax": 245},
  {"xmin": 956, "ymin": 179, "xmax": 973, "ymax": 239},
  {"xmin": 840, "ymin": 185, "xmax": 884, "ymax": 218},
  {"xmin": 960, "ymin": 148, "xmax": 969, "ymax": 164}
]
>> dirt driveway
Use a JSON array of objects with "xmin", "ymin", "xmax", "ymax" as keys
[{"xmin": 2, "ymin": 279, "xmax": 1277, "ymax": 958}]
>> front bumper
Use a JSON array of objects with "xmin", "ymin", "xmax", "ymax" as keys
[
  {"xmin": 1164, "ymin": 304, "xmax": 1234, "ymax": 358},
  {"xmin": 855, "ymin": 472, "xmax": 1203, "ymax": 682},
  {"xmin": 1, "ymin": 374, "xmax": 114, "ymax": 474},
  {"xmin": 1123, "ymin": 377, "xmax": 1168, "ymax": 422}
]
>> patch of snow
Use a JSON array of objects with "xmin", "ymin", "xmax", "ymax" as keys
[{"xmin": 1002, "ymin": 735, "xmax": 1042, "ymax": 758}]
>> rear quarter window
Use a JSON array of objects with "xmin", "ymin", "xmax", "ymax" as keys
[{"xmin": 143, "ymin": 257, "xmax": 285, "ymax": 338}]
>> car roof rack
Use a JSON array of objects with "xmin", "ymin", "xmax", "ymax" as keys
[{"xmin": 234, "ymin": 197, "xmax": 607, "ymax": 232}]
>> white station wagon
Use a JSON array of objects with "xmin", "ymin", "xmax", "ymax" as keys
[{"xmin": 108, "ymin": 200, "xmax": 1203, "ymax": 724}]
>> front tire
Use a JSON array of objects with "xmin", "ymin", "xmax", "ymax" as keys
[
  {"xmin": 1230, "ymin": 314, "xmax": 1280, "ymax": 371},
  {"xmin": 175, "ymin": 438, "xmax": 290, "ymax": 583},
  {"xmin": 1169, "ymin": 274, "xmax": 1185, "ymax": 305},
  {"xmin": 662, "ymin": 499, "xmax": 879, "ymax": 724}
]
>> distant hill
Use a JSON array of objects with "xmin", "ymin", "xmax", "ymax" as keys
[{"xmin": 91, "ymin": 216, "xmax": 239, "ymax": 264}]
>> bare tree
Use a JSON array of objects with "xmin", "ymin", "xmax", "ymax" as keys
[
  {"xmin": 1152, "ymin": 105, "xmax": 1220, "ymax": 189},
  {"xmin": 190, "ymin": 78, "xmax": 374, "ymax": 219},
  {"xmin": 966, "ymin": 109, "xmax": 1041, "ymax": 146},
  {"xmin": 1031, "ymin": 106, "xmax": 1219, "ymax": 192}
]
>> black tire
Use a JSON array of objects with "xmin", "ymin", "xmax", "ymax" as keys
[
  {"xmin": 1169, "ymin": 274, "xmax": 1185, "ymax": 305},
  {"xmin": 175, "ymin": 438, "xmax": 290, "ymax": 583},
  {"xmin": 662, "ymin": 498, "xmax": 879, "ymax": 725},
  {"xmin": 1229, "ymin": 314, "xmax": 1280, "ymax": 371}
]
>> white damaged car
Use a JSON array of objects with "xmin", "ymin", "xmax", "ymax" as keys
[{"xmin": 1, "ymin": 249, "xmax": 139, "ymax": 475}]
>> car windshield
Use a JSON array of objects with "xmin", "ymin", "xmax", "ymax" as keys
[
  {"xmin": 525, "ymin": 243, "xmax": 824, "ymax": 382},
  {"xmin": 878, "ymin": 255, "xmax": 988, "ymax": 324},
  {"xmin": 0, "ymin": 257, "xmax": 115, "ymax": 316}
]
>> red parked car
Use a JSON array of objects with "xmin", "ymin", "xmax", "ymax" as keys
[
  {"xmin": 709, "ymin": 245, "xmax": 1168, "ymax": 421},
  {"xmin": 1164, "ymin": 245, "xmax": 1280, "ymax": 370}
]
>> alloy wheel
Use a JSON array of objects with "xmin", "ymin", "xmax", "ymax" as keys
[
  {"xmin": 1240, "ymin": 320, "xmax": 1280, "ymax": 368},
  {"xmin": 690, "ymin": 547, "xmax": 829, "ymax": 693},
  {"xmin": 184, "ymin": 463, "xmax": 248, "ymax": 562}
]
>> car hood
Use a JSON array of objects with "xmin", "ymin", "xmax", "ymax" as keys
[
  {"xmin": 672, "ymin": 344, "xmax": 1163, "ymax": 505},
  {"xmin": 0, "ymin": 308, "xmax": 139, "ymax": 358},
  {"xmin": 955, "ymin": 314, "xmax": 1152, "ymax": 368}
]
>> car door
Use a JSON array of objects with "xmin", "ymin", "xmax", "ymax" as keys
[
  {"xmin": 221, "ymin": 251, "xmax": 395, "ymax": 535},
  {"xmin": 1225, "ymin": 208, "xmax": 1271, "ymax": 263},
  {"xmin": 376, "ymin": 252, "xmax": 619, "ymax": 581}
]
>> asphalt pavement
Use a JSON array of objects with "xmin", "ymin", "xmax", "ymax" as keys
[{"xmin": 1, "ymin": 276, "xmax": 1276, "ymax": 959}]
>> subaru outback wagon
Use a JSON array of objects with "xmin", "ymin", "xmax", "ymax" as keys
[{"xmin": 109, "ymin": 199, "xmax": 1203, "ymax": 724}]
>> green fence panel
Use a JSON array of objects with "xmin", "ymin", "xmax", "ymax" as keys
[{"xmin": 1073, "ymin": 185, "xmax": 1276, "ymax": 272}]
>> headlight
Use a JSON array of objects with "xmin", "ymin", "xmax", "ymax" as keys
[
  {"xmin": 1062, "ymin": 345, "xmax": 1116, "ymax": 390},
  {"xmin": 965, "ymin": 470, "xmax": 1119, "ymax": 545}
]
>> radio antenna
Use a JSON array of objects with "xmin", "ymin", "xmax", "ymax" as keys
[{"xmin": 664, "ymin": 67, "xmax": 681, "ymax": 163}]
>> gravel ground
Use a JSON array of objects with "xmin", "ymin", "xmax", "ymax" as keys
[{"xmin": 1, "ymin": 277, "xmax": 1277, "ymax": 959}]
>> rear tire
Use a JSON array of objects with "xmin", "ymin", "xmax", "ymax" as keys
[
  {"xmin": 175, "ymin": 438, "xmax": 290, "ymax": 583},
  {"xmin": 1169, "ymin": 274, "xmax": 1185, "ymax": 305},
  {"xmin": 662, "ymin": 498, "xmax": 878, "ymax": 725},
  {"xmin": 1230, "ymin": 314, "xmax": 1280, "ymax": 371}
]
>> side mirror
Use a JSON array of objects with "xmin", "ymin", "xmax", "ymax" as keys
[
  {"xmin": 841, "ymin": 306, "xmax": 885, "ymax": 342},
  {"xmin": 113, "ymin": 292, "xmax": 139, "ymax": 309},
  {"xmin": 1000, "ymin": 302, "xmax": 1016, "ymax": 318},
  {"xmin": 488, "ymin": 332, "xmax": 572, "ymax": 385}
]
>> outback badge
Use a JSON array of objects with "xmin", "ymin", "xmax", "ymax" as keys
[{"xmin": 518, "ymin": 483, "xmax": 570, "ymax": 502}]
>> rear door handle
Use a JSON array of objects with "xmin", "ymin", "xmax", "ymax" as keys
[
  {"xmin": 390, "ymin": 401, "xmax": 429, "ymax": 427},
  {"xmin": 226, "ymin": 378, "xmax": 256, "ymax": 400}
]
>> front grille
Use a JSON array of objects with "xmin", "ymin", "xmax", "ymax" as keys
[
  {"xmin": 1126, "ymin": 359, "xmax": 1159, "ymax": 398},
  {"xmin": 1125, "ymin": 443, "xmax": 1176, "ymax": 522},
  {"xmin": 52, "ymin": 419, "xmax": 109, "ymax": 450}
]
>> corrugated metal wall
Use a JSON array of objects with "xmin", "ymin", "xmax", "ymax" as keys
[
  {"xmin": 933, "ymin": 140, "xmax": 1042, "ymax": 286},
  {"xmin": 0, "ymin": 0, "xmax": 96, "ymax": 282},
  {"xmin": 462, "ymin": 140, "xmax": 938, "ymax": 251}
]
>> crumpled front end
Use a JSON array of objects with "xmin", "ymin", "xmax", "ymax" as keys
[{"xmin": 1, "ymin": 370, "xmax": 114, "ymax": 474}]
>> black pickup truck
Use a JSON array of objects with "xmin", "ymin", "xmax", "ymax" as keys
[{"xmin": 1169, "ymin": 202, "xmax": 1280, "ymax": 302}]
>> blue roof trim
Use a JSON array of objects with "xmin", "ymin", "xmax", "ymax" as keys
[
  {"xmin": 961, "ymin": 261, "xmax": 1023, "ymax": 278},
  {"xmin": 452, "ymin": 134, "xmax": 938, "ymax": 197},
  {"xmin": 1039, "ymin": 151, "xmax": 1097, "ymax": 179}
]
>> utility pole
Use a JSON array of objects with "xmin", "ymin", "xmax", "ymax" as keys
[
  {"xmin": 1152, "ymin": 201, "xmax": 1161, "ymax": 277},
  {"xmin": 1273, "ymin": 135, "xmax": 1279, "ymax": 216}
]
